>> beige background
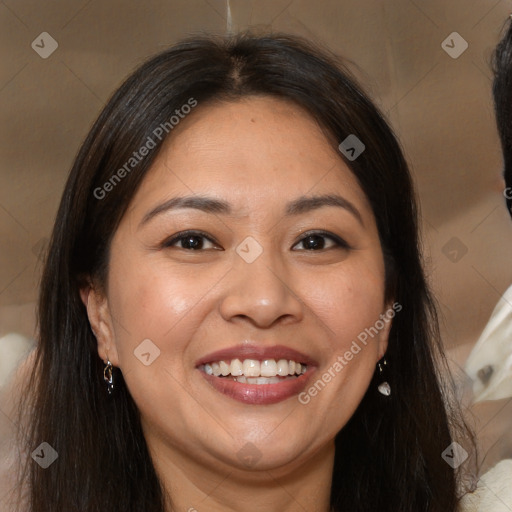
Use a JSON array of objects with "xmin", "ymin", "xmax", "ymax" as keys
[{"xmin": 1, "ymin": 0, "xmax": 512, "ymax": 485}]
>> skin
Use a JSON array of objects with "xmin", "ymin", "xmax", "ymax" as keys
[{"xmin": 82, "ymin": 96, "xmax": 392, "ymax": 512}]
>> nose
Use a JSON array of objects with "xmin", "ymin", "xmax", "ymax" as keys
[{"xmin": 219, "ymin": 251, "xmax": 304, "ymax": 328}]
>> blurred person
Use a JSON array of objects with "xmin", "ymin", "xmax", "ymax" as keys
[
  {"xmin": 460, "ymin": 15, "xmax": 512, "ymax": 512},
  {"xmin": 464, "ymin": 15, "xmax": 512, "ymax": 417}
]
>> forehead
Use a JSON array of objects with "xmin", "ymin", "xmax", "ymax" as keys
[{"xmin": 128, "ymin": 96, "xmax": 372, "ymax": 219}]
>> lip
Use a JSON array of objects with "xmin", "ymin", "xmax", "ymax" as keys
[
  {"xmin": 195, "ymin": 344, "xmax": 318, "ymax": 405},
  {"xmin": 199, "ymin": 371, "xmax": 315, "ymax": 405}
]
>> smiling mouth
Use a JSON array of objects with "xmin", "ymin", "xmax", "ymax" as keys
[{"xmin": 198, "ymin": 358, "xmax": 307, "ymax": 384}]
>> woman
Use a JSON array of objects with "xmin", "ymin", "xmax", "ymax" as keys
[{"xmin": 9, "ymin": 32, "xmax": 473, "ymax": 511}]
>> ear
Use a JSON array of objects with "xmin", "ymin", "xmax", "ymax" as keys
[
  {"xmin": 80, "ymin": 282, "xmax": 120, "ymax": 366},
  {"xmin": 377, "ymin": 300, "xmax": 399, "ymax": 361}
]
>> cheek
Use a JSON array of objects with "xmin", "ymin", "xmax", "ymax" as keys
[
  {"xmin": 105, "ymin": 260, "xmax": 209, "ymax": 421},
  {"xmin": 106, "ymin": 255, "xmax": 204, "ymax": 367},
  {"xmin": 293, "ymin": 259, "xmax": 387, "ymax": 426},
  {"xmin": 108, "ymin": 248, "xmax": 220, "ymax": 334},
  {"xmin": 298, "ymin": 260, "xmax": 386, "ymax": 351}
]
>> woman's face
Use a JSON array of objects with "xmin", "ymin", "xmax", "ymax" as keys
[{"xmin": 86, "ymin": 96, "xmax": 391, "ymax": 477}]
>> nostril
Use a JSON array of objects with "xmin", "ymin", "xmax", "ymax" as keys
[{"xmin": 477, "ymin": 365, "xmax": 494, "ymax": 385}]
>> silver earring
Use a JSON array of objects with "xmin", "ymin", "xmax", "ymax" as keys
[
  {"xmin": 103, "ymin": 358, "xmax": 114, "ymax": 395},
  {"xmin": 377, "ymin": 358, "xmax": 391, "ymax": 396}
]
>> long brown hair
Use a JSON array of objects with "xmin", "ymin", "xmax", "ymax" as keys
[{"xmin": 15, "ymin": 32, "xmax": 474, "ymax": 511}]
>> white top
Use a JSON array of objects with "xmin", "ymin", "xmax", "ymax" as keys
[{"xmin": 458, "ymin": 459, "xmax": 512, "ymax": 511}]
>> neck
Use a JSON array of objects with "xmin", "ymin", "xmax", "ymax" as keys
[{"xmin": 146, "ymin": 436, "xmax": 335, "ymax": 512}]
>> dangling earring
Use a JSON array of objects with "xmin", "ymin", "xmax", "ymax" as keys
[
  {"xmin": 103, "ymin": 352, "xmax": 114, "ymax": 396},
  {"xmin": 377, "ymin": 358, "xmax": 391, "ymax": 396}
]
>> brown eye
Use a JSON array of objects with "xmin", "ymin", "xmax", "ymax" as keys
[
  {"xmin": 178, "ymin": 235, "xmax": 206, "ymax": 250},
  {"xmin": 292, "ymin": 231, "xmax": 349, "ymax": 251},
  {"xmin": 300, "ymin": 234, "xmax": 327, "ymax": 250},
  {"xmin": 163, "ymin": 231, "xmax": 220, "ymax": 251}
]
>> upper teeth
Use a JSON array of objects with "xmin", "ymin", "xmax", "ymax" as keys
[{"xmin": 202, "ymin": 359, "xmax": 306, "ymax": 377}]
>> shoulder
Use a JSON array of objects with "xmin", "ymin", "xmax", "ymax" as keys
[
  {"xmin": 0, "ymin": 346, "xmax": 36, "ymax": 512},
  {"xmin": 458, "ymin": 459, "xmax": 512, "ymax": 512}
]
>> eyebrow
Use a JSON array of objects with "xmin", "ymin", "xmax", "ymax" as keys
[
  {"xmin": 139, "ymin": 193, "xmax": 363, "ymax": 228},
  {"xmin": 140, "ymin": 196, "xmax": 231, "ymax": 228},
  {"xmin": 285, "ymin": 194, "xmax": 363, "ymax": 225}
]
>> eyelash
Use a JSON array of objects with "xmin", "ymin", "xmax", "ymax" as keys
[
  {"xmin": 162, "ymin": 230, "xmax": 221, "ymax": 250},
  {"xmin": 294, "ymin": 230, "xmax": 350, "ymax": 251},
  {"xmin": 162, "ymin": 229, "xmax": 350, "ymax": 251}
]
